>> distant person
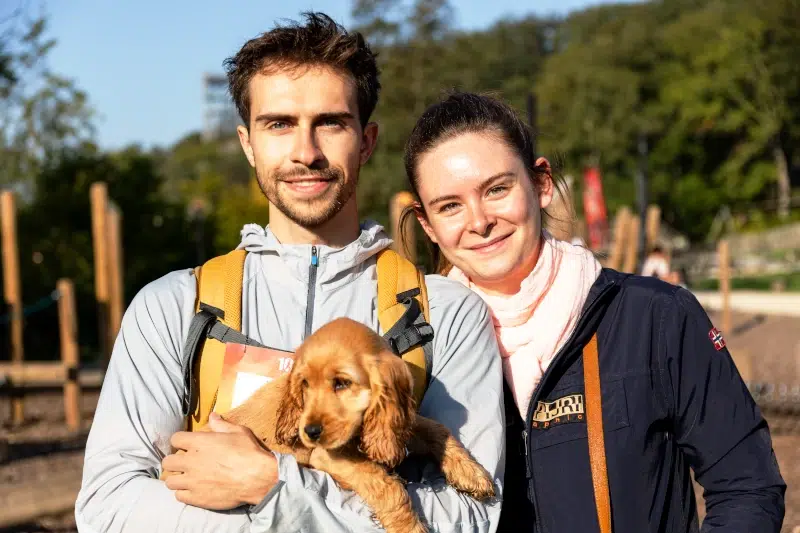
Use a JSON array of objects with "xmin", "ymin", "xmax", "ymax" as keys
[
  {"xmin": 399, "ymin": 91, "xmax": 786, "ymax": 532},
  {"xmin": 74, "ymin": 13, "xmax": 504, "ymax": 533},
  {"xmin": 640, "ymin": 245, "xmax": 670, "ymax": 279}
]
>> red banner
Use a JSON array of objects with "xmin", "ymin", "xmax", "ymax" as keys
[{"xmin": 582, "ymin": 167, "xmax": 608, "ymax": 250}]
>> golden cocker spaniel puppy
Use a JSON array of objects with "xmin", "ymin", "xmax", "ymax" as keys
[{"xmin": 165, "ymin": 317, "xmax": 495, "ymax": 533}]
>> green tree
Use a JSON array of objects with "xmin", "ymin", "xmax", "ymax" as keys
[{"xmin": 0, "ymin": 10, "xmax": 94, "ymax": 190}]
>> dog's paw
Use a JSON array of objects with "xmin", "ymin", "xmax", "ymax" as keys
[
  {"xmin": 441, "ymin": 450, "xmax": 496, "ymax": 500},
  {"xmin": 453, "ymin": 469, "xmax": 496, "ymax": 501}
]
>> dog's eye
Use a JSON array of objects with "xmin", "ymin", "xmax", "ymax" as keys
[
  {"xmin": 301, "ymin": 379, "xmax": 308, "ymax": 389},
  {"xmin": 333, "ymin": 378, "xmax": 351, "ymax": 391}
]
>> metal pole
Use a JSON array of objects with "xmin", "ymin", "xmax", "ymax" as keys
[
  {"xmin": 635, "ymin": 133, "xmax": 649, "ymax": 270},
  {"xmin": 527, "ymin": 92, "xmax": 537, "ymax": 157}
]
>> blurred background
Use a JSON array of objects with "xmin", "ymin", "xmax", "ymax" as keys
[{"xmin": 0, "ymin": 0, "xmax": 798, "ymax": 531}]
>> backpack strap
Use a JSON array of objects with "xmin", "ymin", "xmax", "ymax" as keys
[
  {"xmin": 376, "ymin": 249, "xmax": 434, "ymax": 408},
  {"xmin": 183, "ymin": 249, "xmax": 248, "ymax": 430},
  {"xmin": 584, "ymin": 333, "xmax": 612, "ymax": 533}
]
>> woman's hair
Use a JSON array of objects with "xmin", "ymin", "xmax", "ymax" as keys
[{"xmin": 399, "ymin": 91, "xmax": 571, "ymax": 274}]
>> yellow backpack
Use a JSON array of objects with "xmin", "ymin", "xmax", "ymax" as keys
[{"xmin": 180, "ymin": 248, "xmax": 434, "ymax": 430}]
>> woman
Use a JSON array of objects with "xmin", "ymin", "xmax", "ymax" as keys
[{"xmin": 399, "ymin": 92, "xmax": 785, "ymax": 533}]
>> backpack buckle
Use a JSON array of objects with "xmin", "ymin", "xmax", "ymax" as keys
[{"xmin": 387, "ymin": 322, "xmax": 434, "ymax": 355}]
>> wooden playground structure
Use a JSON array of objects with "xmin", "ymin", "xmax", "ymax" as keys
[{"xmin": 0, "ymin": 182, "xmax": 122, "ymax": 432}]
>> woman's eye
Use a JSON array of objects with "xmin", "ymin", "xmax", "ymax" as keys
[
  {"xmin": 439, "ymin": 202, "xmax": 459, "ymax": 213},
  {"xmin": 487, "ymin": 185, "xmax": 508, "ymax": 196},
  {"xmin": 333, "ymin": 378, "xmax": 351, "ymax": 391}
]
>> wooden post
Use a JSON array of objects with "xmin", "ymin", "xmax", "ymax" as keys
[
  {"xmin": 90, "ymin": 182, "xmax": 110, "ymax": 366},
  {"xmin": 1, "ymin": 190, "xmax": 24, "ymax": 425},
  {"xmin": 57, "ymin": 279, "xmax": 81, "ymax": 432},
  {"xmin": 106, "ymin": 202, "xmax": 124, "ymax": 344},
  {"xmin": 645, "ymin": 204, "xmax": 661, "ymax": 251},
  {"xmin": 731, "ymin": 349, "xmax": 753, "ymax": 383},
  {"xmin": 622, "ymin": 215, "xmax": 641, "ymax": 274},
  {"xmin": 607, "ymin": 206, "xmax": 631, "ymax": 270},
  {"xmin": 390, "ymin": 191, "xmax": 417, "ymax": 264},
  {"xmin": 717, "ymin": 239, "xmax": 731, "ymax": 336}
]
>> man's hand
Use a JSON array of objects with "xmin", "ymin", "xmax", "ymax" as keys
[{"xmin": 161, "ymin": 412, "xmax": 279, "ymax": 510}]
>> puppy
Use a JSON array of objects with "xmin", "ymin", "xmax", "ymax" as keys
[{"xmin": 166, "ymin": 317, "xmax": 495, "ymax": 533}]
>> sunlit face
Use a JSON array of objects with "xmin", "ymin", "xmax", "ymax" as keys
[
  {"xmin": 415, "ymin": 132, "xmax": 553, "ymax": 293},
  {"xmin": 236, "ymin": 65, "xmax": 377, "ymax": 228}
]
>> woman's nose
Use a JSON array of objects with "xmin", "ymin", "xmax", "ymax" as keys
[{"xmin": 467, "ymin": 205, "xmax": 496, "ymax": 236}]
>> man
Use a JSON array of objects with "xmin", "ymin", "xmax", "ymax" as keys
[{"xmin": 74, "ymin": 12, "xmax": 505, "ymax": 533}]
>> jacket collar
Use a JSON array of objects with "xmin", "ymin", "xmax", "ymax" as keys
[{"xmin": 235, "ymin": 219, "xmax": 392, "ymax": 285}]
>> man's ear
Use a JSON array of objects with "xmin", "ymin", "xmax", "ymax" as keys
[
  {"xmin": 359, "ymin": 122, "xmax": 379, "ymax": 165},
  {"xmin": 237, "ymin": 124, "xmax": 256, "ymax": 167}
]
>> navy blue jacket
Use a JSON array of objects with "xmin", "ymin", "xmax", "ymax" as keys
[{"xmin": 497, "ymin": 269, "xmax": 785, "ymax": 533}]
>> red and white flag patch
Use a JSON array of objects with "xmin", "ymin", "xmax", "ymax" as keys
[{"xmin": 708, "ymin": 327, "xmax": 726, "ymax": 351}]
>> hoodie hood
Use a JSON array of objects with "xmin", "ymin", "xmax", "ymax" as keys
[{"xmin": 236, "ymin": 219, "xmax": 392, "ymax": 286}]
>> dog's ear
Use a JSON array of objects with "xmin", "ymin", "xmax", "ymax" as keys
[
  {"xmin": 274, "ymin": 368, "xmax": 304, "ymax": 446},
  {"xmin": 360, "ymin": 352, "xmax": 416, "ymax": 468}
]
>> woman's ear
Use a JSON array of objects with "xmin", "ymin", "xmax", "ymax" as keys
[
  {"xmin": 414, "ymin": 203, "xmax": 439, "ymax": 244},
  {"xmin": 535, "ymin": 156, "xmax": 554, "ymax": 210},
  {"xmin": 359, "ymin": 353, "xmax": 416, "ymax": 468}
]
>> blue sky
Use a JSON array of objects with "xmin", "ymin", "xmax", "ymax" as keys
[{"xmin": 31, "ymin": 0, "xmax": 620, "ymax": 151}]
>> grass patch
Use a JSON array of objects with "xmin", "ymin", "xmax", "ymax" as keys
[{"xmin": 691, "ymin": 271, "xmax": 800, "ymax": 292}]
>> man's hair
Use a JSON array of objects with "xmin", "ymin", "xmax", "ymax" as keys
[{"xmin": 223, "ymin": 12, "xmax": 380, "ymax": 128}]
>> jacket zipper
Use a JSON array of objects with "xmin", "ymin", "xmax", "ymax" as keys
[
  {"xmin": 304, "ymin": 246, "xmax": 318, "ymax": 339},
  {"xmin": 522, "ymin": 281, "xmax": 616, "ymax": 533}
]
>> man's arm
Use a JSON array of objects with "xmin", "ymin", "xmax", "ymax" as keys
[
  {"xmin": 660, "ymin": 288, "xmax": 785, "ymax": 533},
  {"xmin": 249, "ymin": 281, "xmax": 506, "ymax": 533},
  {"xmin": 75, "ymin": 271, "xmax": 259, "ymax": 533}
]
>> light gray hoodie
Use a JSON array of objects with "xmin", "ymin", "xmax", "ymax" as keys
[{"xmin": 75, "ymin": 220, "xmax": 505, "ymax": 533}]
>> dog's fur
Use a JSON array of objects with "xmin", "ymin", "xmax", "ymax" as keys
[{"xmin": 164, "ymin": 317, "xmax": 495, "ymax": 533}]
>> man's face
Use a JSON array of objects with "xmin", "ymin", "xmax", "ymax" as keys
[{"xmin": 237, "ymin": 65, "xmax": 377, "ymax": 228}]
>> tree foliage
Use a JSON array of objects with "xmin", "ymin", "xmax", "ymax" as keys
[{"xmin": 0, "ymin": 8, "xmax": 94, "ymax": 190}]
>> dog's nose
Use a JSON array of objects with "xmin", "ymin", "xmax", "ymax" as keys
[{"xmin": 304, "ymin": 424, "xmax": 323, "ymax": 441}]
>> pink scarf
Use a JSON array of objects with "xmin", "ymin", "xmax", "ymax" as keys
[{"xmin": 447, "ymin": 231, "xmax": 602, "ymax": 418}]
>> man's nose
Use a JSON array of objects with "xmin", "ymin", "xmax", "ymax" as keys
[
  {"xmin": 304, "ymin": 423, "xmax": 323, "ymax": 441},
  {"xmin": 290, "ymin": 129, "xmax": 324, "ymax": 167}
]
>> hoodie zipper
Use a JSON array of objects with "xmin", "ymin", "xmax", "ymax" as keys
[
  {"xmin": 304, "ymin": 246, "xmax": 318, "ymax": 339},
  {"xmin": 521, "ymin": 280, "xmax": 617, "ymax": 533}
]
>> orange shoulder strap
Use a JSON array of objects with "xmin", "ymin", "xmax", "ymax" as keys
[
  {"xmin": 584, "ymin": 333, "xmax": 612, "ymax": 533},
  {"xmin": 188, "ymin": 249, "xmax": 247, "ymax": 430}
]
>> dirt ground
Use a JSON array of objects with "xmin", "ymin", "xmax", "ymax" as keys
[{"xmin": 1, "ymin": 309, "xmax": 799, "ymax": 532}]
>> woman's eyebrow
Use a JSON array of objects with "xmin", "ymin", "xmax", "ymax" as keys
[{"xmin": 427, "ymin": 171, "xmax": 515, "ymax": 206}]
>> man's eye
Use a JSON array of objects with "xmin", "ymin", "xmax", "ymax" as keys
[
  {"xmin": 333, "ymin": 378, "xmax": 351, "ymax": 391},
  {"xmin": 268, "ymin": 122, "xmax": 288, "ymax": 130},
  {"xmin": 321, "ymin": 119, "xmax": 342, "ymax": 128}
]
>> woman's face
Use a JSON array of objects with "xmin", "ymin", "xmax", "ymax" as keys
[{"xmin": 415, "ymin": 131, "xmax": 553, "ymax": 294}]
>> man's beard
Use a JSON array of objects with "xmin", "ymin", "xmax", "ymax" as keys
[{"xmin": 256, "ymin": 165, "xmax": 357, "ymax": 228}]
